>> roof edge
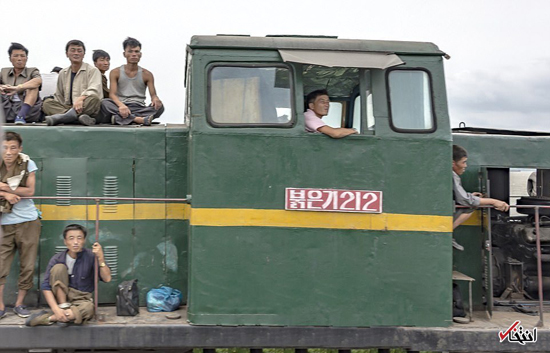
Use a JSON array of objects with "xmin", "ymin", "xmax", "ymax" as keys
[{"xmin": 189, "ymin": 35, "xmax": 446, "ymax": 56}]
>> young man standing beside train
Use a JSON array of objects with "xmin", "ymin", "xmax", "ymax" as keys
[
  {"xmin": 100, "ymin": 37, "xmax": 164, "ymax": 126},
  {"xmin": 452, "ymin": 144, "xmax": 510, "ymax": 249},
  {"xmin": 304, "ymin": 89, "xmax": 358, "ymax": 138},
  {"xmin": 0, "ymin": 42, "xmax": 43, "ymax": 124},
  {"xmin": 26, "ymin": 224, "xmax": 111, "ymax": 326},
  {"xmin": 0, "ymin": 132, "xmax": 40, "ymax": 319},
  {"xmin": 42, "ymin": 40, "xmax": 103, "ymax": 126}
]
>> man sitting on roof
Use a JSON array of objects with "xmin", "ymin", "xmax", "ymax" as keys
[
  {"xmin": 304, "ymin": 89, "xmax": 357, "ymax": 138},
  {"xmin": 42, "ymin": 40, "xmax": 102, "ymax": 126},
  {"xmin": 93, "ymin": 50, "xmax": 110, "ymax": 101},
  {"xmin": 0, "ymin": 43, "xmax": 43, "ymax": 124},
  {"xmin": 92, "ymin": 49, "xmax": 111, "ymax": 124},
  {"xmin": 100, "ymin": 37, "xmax": 164, "ymax": 126}
]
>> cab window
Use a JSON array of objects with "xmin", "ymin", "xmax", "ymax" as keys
[
  {"xmin": 387, "ymin": 69, "xmax": 435, "ymax": 132},
  {"xmin": 303, "ymin": 65, "xmax": 369, "ymax": 133},
  {"xmin": 208, "ymin": 65, "xmax": 293, "ymax": 126},
  {"xmin": 351, "ymin": 91, "xmax": 374, "ymax": 132}
]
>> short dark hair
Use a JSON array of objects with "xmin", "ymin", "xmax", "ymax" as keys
[
  {"xmin": 8, "ymin": 42, "xmax": 28, "ymax": 56},
  {"xmin": 4, "ymin": 131, "xmax": 22, "ymax": 146},
  {"xmin": 306, "ymin": 89, "xmax": 329, "ymax": 105},
  {"xmin": 63, "ymin": 224, "xmax": 88, "ymax": 239},
  {"xmin": 123, "ymin": 37, "xmax": 141, "ymax": 50},
  {"xmin": 93, "ymin": 49, "xmax": 110, "ymax": 62},
  {"xmin": 453, "ymin": 145, "xmax": 468, "ymax": 162},
  {"xmin": 65, "ymin": 40, "xmax": 86, "ymax": 53}
]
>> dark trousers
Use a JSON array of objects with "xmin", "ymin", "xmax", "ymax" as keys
[
  {"xmin": 100, "ymin": 99, "xmax": 164, "ymax": 125},
  {"xmin": 1, "ymin": 95, "xmax": 43, "ymax": 122}
]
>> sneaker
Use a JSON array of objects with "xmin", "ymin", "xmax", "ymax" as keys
[
  {"xmin": 0, "ymin": 308, "xmax": 6, "ymax": 320},
  {"xmin": 14, "ymin": 116, "xmax": 26, "ymax": 125},
  {"xmin": 45, "ymin": 116, "xmax": 54, "ymax": 126},
  {"xmin": 111, "ymin": 115, "xmax": 117, "ymax": 125},
  {"xmin": 25, "ymin": 310, "xmax": 53, "ymax": 327},
  {"xmin": 452, "ymin": 238, "xmax": 464, "ymax": 251},
  {"xmin": 13, "ymin": 305, "xmax": 31, "ymax": 318},
  {"xmin": 78, "ymin": 114, "xmax": 96, "ymax": 126},
  {"xmin": 58, "ymin": 302, "xmax": 71, "ymax": 309}
]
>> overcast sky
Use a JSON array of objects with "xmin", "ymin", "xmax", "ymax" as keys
[{"xmin": 1, "ymin": 0, "xmax": 549, "ymax": 130}]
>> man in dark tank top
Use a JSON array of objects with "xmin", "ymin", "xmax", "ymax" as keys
[{"xmin": 100, "ymin": 37, "xmax": 164, "ymax": 126}]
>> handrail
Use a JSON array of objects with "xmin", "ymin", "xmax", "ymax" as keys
[{"xmin": 22, "ymin": 196, "xmax": 189, "ymax": 202}]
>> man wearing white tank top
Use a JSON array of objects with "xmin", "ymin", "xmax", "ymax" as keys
[{"xmin": 100, "ymin": 37, "xmax": 164, "ymax": 126}]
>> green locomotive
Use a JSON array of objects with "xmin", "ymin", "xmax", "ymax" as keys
[{"xmin": 3, "ymin": 35, "xmax": 548, "ymax": 352}]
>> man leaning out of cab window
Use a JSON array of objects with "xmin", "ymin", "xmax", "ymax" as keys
[{"xmin": 304, "ymin": 89, "xmax": 357, "ymax": 139}]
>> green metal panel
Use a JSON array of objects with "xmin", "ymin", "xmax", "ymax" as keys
[
  {"xmin": 165, "ymin": 220, "xmax": 188, "ymax": 303},
  {"xmin": 3, "ymin": 126, "xmax": 190, "ymax": 307},
  {"xmin": 133, "ymin": 221, "xmax": 166, "ymax": 303},
  {"xmin": 166, "ymin": 127, "xmax": 189, "ymax": 198},
  {"xmin": 452, "ymin": 226, "xmax": 484, "ymax": 310},
  {"xmin": 134, "ymin": 158, "xmax": 166, "ymax": 301},
  {"xmin": 190, "ymin": 133, "xmax": 451, "ymax": 216},
  {"xmin": 40, "ymin": 158, "xmax": 87, "ymax": 204},
  {"xmin": 188, "ymin": 226, "xmax": 451, "ymax": 326},
  {"xmin": 87, "ymin": 158, "xmax": 135, "ymax": 303},
  {"xmin": 166, "ymin": 128, "xmax": 189, "ymax": 302},
  {"xmin": 135, "ymin": 159, "xmax": 165, "ymax": 197},
  {"xmin": 87, "ymin": 221, "xmax": 134, "ymax": 304}
]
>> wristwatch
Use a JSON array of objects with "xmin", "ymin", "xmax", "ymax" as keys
[{"xmin": 99, "ymin": 262, "xmax": 106, "ymax": 268}]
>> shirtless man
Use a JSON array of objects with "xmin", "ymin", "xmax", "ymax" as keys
[{"xmin": 100, "ymin": 37, "xmax": 164, "ymax": 126}]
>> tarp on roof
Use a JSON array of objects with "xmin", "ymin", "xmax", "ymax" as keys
[{"xmin": 279, "ymin": 50, "xmax": 404, "ymax": 69}]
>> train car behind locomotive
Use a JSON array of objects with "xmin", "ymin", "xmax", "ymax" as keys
[{"xmin": 453, "ymin": 129, "xmax": 550, "ymax": 315}]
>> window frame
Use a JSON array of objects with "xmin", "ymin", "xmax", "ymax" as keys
[
  {"xmin": 386, "ymin": 67, "xmax": 437, "ymax": 134},
  {"xmin": 207, "ymin": 63, "xmax": 296, "ymax": 128}
]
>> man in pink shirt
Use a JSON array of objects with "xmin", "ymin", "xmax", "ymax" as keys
[{"xmin": 304, "ymin": 89, "xmax": 358, "ymax": 138}]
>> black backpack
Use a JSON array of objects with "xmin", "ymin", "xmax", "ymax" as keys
[{"xmin": 116, "ymin": 279, "xmax": 139, "ymax": 316}]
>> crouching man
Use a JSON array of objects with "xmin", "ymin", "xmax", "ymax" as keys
[{"xmin": 26, "ymin": 224, "xmax": 111, "ymax": 326}]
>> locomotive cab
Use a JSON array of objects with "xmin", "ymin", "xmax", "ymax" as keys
[{"xmin": 186, "ymin": 35, "xmax": 454, "ymax": 327}]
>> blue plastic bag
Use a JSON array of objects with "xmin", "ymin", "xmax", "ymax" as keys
[{"xmin": 146, "ymin": 286, "xmax": 183, "ymax": 312}]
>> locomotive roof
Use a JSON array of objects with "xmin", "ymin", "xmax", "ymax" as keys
[{"xmin": 189, "ymin": 35, "xmax": 446, "ymax": 56}]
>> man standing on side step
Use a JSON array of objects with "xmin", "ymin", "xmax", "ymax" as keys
[{"xmin": 42, "ymin": 40, "xmax": 103, "ymax": 126}]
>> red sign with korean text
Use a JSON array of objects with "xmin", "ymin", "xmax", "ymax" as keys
[{"xmin": 285, "ymin": 188, "xmax": 383, "ymax": 213}]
